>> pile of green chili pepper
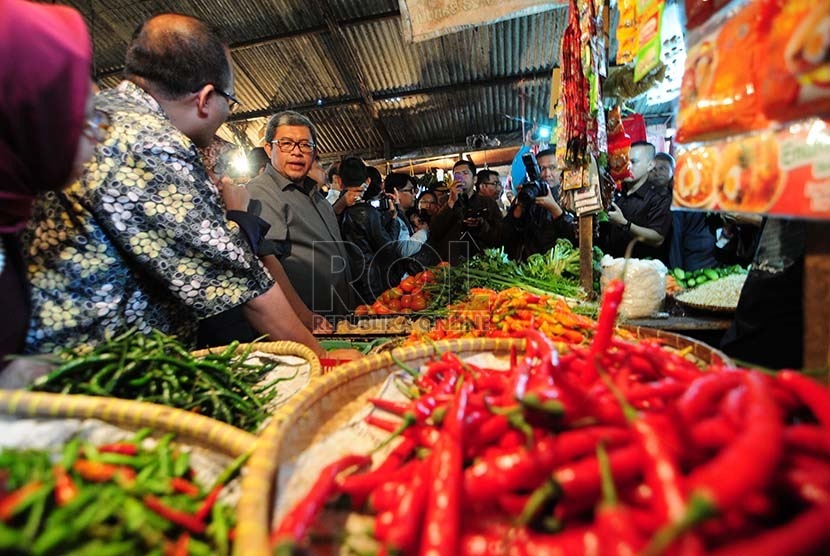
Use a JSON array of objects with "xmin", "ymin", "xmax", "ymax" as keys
[
  {"xmin": 269, "ymin": 278, "xmax": 830, "ymax": 555},
  {"xmin": 30, "ymin": 329, "xmax": 297, "ymax": 431},
  {"xmin": 0, "ymin": 428, "xmax": 245, "ymax": 556}
]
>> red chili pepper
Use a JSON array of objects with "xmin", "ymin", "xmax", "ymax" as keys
[
  {"xmin": 170, "ymin": 477, "xmax": 200, "ymax": 498},
  {"xmin": 270, "ymin": 454, "xmax": 370, "ymax": 550},
  {"xmin": 468, "ymin": 413, "xmax": 509, "ymax": 450},
  {"xmin": 97, "ymin": 442, "xmax": 139, "ymax": 456},
  {"xmin": 463, "ymin": 445, "xmax": 544, "ymax": 503},
  {"xmin": 382, "ymin": 459, "xmax": 430, "ymax": 553},
  {"xmin": 782, "ymin": 459, "xmax": 830, "ymax": 505},
  {"xmin": 553, "ymin": 443, "xmax": 644, "ymax": 506},
  {"xmin": 368, "ymin": 398, "xmax": 410, "ymax": 417},
  {"xmin": 143, "ymin": 494, "xmax": 206, "ymax": 534},
  {"xmin": 778, "ymin": 370, "xmax": 830, "ymax": 428},
  {"xmin": 686, "ymin": 372, "xmax": 784, "ymax": 514},
  {"xmin": 689, "ymin": 416, "xmax": 738, "ymax": 451},
  {"xmin": 677, "ymin": 372, "xmax": 743, "ymax": 423},
  {"xmin": 194, "ymin": 484, "xmax": 222, "ymax": 521},
  {"xmin": 419, "ymin": 381, "xmax": 470, "ymax": 556},
  {"xmin": 365, "ymin": 414, "xmax": 402, "ymax": 433},
  {"xmin": 368, "ymin": 475, "xmax": 410, "ymax": 513},
  {"xmin": 783, "ymin": 424, "xmax": 830, "ymax": 458},
  {"xmin": 707, "ymin": 502, "xmax": 830, "ymax": 556},
  {"xmin": 73, "ymin": 459, "xmax": 136, "ymax": 483},
  {"xmin": 595, "ymin": 443, "xmax": 645, "ymax": 556},
  {"xmin": 625, "ymin": 379, "xmax": 687, "ymax": 402},
  {"xmin": 633, "ymin": 413, "xmax": 686, "ymax": 524},
  {"xmin": 592, "ymin": 278, "xmax": 624, "ymax": 355},
  {"xmin": 0, "ymin": 481, "xmax": 43, "ymax": 522},
  {"xmin": 341, "ymin": 457, "xmax": 416, "ymax": 510},
  {"xmin": 165, "ymin": 532, "xmax": 190, "ymax": 556},
  {"xmin": 52, "ymin": 465, "xmax": 78, "ymax": 506}
]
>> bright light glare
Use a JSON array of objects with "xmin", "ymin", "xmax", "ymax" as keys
[
  {"xmin": 538, "ymin": 126, "xmax": 552, "ymax": 139},
  {"xmin": 231, "ymin": 149, "xmax": 249, "ymax": 176}
]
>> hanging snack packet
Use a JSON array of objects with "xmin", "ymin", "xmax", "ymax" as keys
[
  {"xmin": 761, "ymin": 0, "xmax": 830, "ymax": 122},
  {"xmin": 676, "ymin": 1, "xmax": 769, "ymax": 142}
]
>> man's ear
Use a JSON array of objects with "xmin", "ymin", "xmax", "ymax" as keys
[
  {"xmin": 263, "ymin": 141, "xmax": 272, "ymax": 157},
  {"xmin": 195, "ymin": 84, "xmax": 215, "ymax": 117}
]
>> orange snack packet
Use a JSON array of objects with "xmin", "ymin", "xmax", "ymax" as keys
[
  {"xmin": 676, "ymin": 1, "xmax": 770, "ymax": 142},
  {"xmin": 762, "ymin": 0, "xmax": 830, "ymax": 122}
]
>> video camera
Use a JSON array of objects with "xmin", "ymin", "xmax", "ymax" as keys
[{"xmin": 517, "ymin": 152, "xmax": 548, "ymax": 207}]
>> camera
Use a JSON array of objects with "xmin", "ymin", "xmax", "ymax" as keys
[
  {"xmin": 370, "ymin": 196, "xmax": 391, "ymax": 211},
  {"xmin": 517, "ymin": 152, "xmax": 548, "ymax": 206}
]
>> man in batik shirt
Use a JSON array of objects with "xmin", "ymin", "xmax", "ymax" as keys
[{"xmin": 23, "ymin": 14, "xmax": 323, "ymax": 356}]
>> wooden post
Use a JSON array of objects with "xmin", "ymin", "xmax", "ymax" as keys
[
  {"xmin": 579, "ymin": 214, "xmax": 595, "ymax": 296},
  {"xmin": 804, "ymin": 221, "xmax": 830, "ymax": 376}
]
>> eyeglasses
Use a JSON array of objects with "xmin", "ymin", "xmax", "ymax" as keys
[
  {"xmin": 216, "ymin": 89, "xmax": 242, "ymax": 112},
  {"xmin": 398, "ymin": 187, "xmax": 415, "ymax": 194},
  {"xmin": 271, "ymin": 138, "xmax": 316, "ymax": 154},
  {"xmin": 82, "ymin": 109, "xmax": 110, "ymax": 142}
]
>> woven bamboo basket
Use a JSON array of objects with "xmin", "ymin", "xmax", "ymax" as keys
[
  {"xmin": 623, "ymin": 326, "xmax": 733, "ymax": 366},
  {"xmin": 233, "ymin": 331, "xmax": 731, "ymax": 555},
  {"xmin": 233, "ymin": 337, "xmax": 522, "ymax": 556},
  {"xmin": 0, "ymin": 389, "xmax": 256, "ymax": 457},
  {"xmin": 190, "ymin": 340, "xmax": 322, "ymax": 377}
]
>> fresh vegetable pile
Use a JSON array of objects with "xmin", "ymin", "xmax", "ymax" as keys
[
  {"xmin": 669, "ymin": 265, "xmax": 747, "ymax": 291},
  {"xmin": 30, "ymin": 330, "xmax": 298, "ymax": 431},
  {"xmin": 404, "ymin": 287, "xmax": 597, "ymax": 345},
  {"xmin": 0, "ymin": 429, "xmax": 243, "ymax": 555},
  {"xmin": 353, "ymin": 241, "xmax": 598, "ymax": 318},
  {"xmin": 269, "ymin": 280, "xmax": 830, "ymax": 555},
  {"xmin": 354, "ymin": 268, "xmax": 440, "ymax": 316}
]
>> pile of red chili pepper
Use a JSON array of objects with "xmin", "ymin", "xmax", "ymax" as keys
[
  {"xmin": 405, "ymin": 287, "xmax": 598, "ymax": 345},
  {"xmin": 0, "ymin": 428, "xmax": 245, "ymax": 555},
  {"xmin": 271, "ymin": 278, "xmax": 830, "ymax": 555}
]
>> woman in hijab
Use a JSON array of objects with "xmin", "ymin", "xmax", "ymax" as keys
[{"xmin": 0, "ymin": 0, "xmax": 97, "ymax": 381}]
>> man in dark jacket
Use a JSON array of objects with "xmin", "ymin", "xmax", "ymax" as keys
[
  {"xmin": 503, "ymin": 148, "xmax": 576, "ymax": 261},
  {"xmin": 427, "ymin": 160, "xmax": 502, "ymax": 265},
  {"xmin": 338, "ymin": 157, "xmax": 401, "ymax": 305}
]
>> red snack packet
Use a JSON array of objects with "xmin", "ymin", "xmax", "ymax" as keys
[{"xmin": 761, "ymin": 0, "xmax": 830, "ymax": 122}]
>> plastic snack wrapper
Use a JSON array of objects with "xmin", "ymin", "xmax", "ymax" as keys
[{"xmin": 761, "ymin": 0, "xmax": 830, "ymax": 123}]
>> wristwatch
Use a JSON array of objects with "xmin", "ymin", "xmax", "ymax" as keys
[{"xmin": 622, "ymin": 219, "xmax": 632, "ymax": 232}]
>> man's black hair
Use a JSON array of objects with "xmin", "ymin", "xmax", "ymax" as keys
[
  {"xmin": 339, "ymin": 156, "xmax": 367, "ymax": 188},
  {"xmin": 475, "ymin": 169, "xmax": 499, "ymax": 185},
  {"xmin": 453, "ymin": 159, "xmax": 477, "ymax": 176},
  {"xmin": 384, "ymin": 172, "xmax": 413, "ymax": 194},
  {"xmin": 247, "ymin": 147, "xmax": 268, "ymax": 174},
  {"xmin": 537, "ymin": 147, "xmax": 556, "ymax": 159},
  {"xmin": 124, "ymin": 14, "xmax": 231, "ymax": 99}
]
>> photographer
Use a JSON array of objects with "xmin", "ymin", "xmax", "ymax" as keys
[
  {"xmin": 427, "ymin": 160, "xmax": 502, "ymax": 265},
  {"xmin": 338, "ymin": 157, "xmax": 402, "ymax": 304},
  {"xmin": 503, "ymin": 148, "xmax": 576, "ymax": 261}
]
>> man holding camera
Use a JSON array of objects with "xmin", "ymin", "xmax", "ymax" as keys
[
  {"xmin": 600, "ymin": 141, "xmax": 672, "ymax": 262},
  {"xmin": 427, "ymin": 160, "xmax": 502, "ymax": 265},
  {"xmin": 503, "ymin": 148, "xmax": 576, "ymax": 261}
]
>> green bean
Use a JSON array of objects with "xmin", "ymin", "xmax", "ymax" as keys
[{"xmin": 210, "ymin": 502, "xmax": 229, "ymax": 556}]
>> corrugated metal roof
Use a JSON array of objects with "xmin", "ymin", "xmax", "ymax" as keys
[{"xmin": 62, "ymin": 0, "xmax": 678, "ymax": 162}]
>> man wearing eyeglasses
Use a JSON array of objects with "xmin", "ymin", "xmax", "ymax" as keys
[
  {"xmin": 503, "ymin": 148, "xmax": 576, "ymax": 261},
  {"xmin": 22, "ymin": 14, "xmax": 325, "ymax": 358},
  {"xmin": 475, "ymin": 169, "xmax": 505, "ymax": 215},
  {"xmin": 246, "ymin": 111, "xmax": 353, "ymax": 317}
]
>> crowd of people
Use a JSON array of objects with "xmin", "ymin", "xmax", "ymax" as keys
[{"xmin": 1, "ymin": 3, "xmax": 782, "ymax": 385}]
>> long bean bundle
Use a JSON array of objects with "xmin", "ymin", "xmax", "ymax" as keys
[{"xmin": 30, "ymin": 329, "xmax": 294, "ymax": 431}]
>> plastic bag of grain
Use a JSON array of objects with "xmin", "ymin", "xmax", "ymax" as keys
[{"xmin": 600, "ymin": 256, "xmax": 667, "ymax": 318}]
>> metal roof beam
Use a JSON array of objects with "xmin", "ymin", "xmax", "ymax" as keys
[
  {"xmin": 95, "ymin": 8, "xmax": 402, "ymax": 79},
  {"xmin": 228, "ymin": 67, "xmax": 555, "ymax": 122}
]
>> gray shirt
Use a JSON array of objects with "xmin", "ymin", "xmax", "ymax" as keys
[{"xmin": 246, "ymin": 165, "xmax": 353, "ymax": 315}]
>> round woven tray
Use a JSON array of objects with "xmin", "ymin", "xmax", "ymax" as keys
[
  {"xmin": 623, "ymin": 326, "xmax": 733, "ymax": 366},
  {"xmin": 233, "ymin": 330, "xmax": 731, "ymax": 555},
  {"xmin": 190, "ymin": 340, "xmax": 321, "ymax": 376},
  {"xmin": 0, "ymin": 390, "xmax": 256, "ymax": 457},
  {"xmin": 673, "ymin": 298, "xmax": 737, "ymax": 314},
  {"xmin": 233, "ymin": 337, "xmax": 522, "ymax": 556}
]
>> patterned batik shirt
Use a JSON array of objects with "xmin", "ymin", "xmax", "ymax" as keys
[{"xmin": 23, "ymin": 81, "xmax": 274, "ymax": 354}]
